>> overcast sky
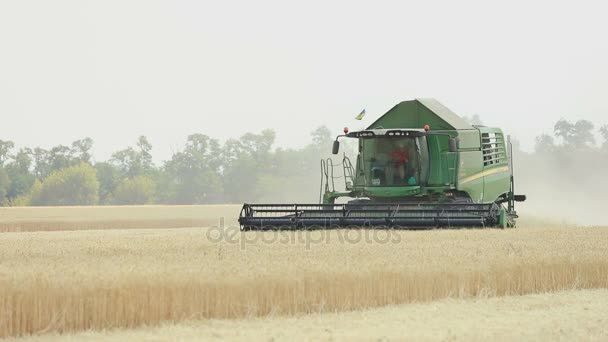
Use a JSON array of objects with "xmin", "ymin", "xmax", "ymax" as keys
[{"xmin": 1, "ymin": 0, "xmax": 606, "ymax": 162}]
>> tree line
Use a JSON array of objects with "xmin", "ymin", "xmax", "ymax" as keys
[
  {"xmin": 0, "ymin": 127, "xmax": 333, "ymax": 206},
  {"xmin": 512, "ymin": 119, "xmax": 608, "ymax": 224},
  {"xmin": 0, "ymin": 119, "xmax": 606, "ymax": 207}
]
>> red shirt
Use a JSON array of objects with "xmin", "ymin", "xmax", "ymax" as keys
[{"xmin": 390, "ymin": 149, "xmax": 409, "ymax": 165}]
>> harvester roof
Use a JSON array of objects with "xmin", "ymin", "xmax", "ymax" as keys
[{"xmin": 367, "ymin": 98, "xmax": 472, "ymax": 131}]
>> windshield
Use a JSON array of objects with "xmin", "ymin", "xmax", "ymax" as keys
[{"xmin": 357, "ymin": 137, "xmax": 428, "ymax": 187}]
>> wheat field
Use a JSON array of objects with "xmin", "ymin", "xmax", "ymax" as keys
[
  {"xmin": 1, "ymin": 206, "xmax": 607, "ymax": 339},
  {"xmin": 0, "ymin": 205, "xmax": 240, "ymax": 232},
  {"xmin": 10, "ymin": 289, "xmax": 608, "ymax": 342}
]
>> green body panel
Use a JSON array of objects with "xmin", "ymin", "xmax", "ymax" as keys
[
  {"xmin": 426, "ymin": 135, "xmax": 446, "ymax": 186},
  {"xmin": 478, "ymin": 126, "xmax": 510, "ymax": 203},
  {"xmin": 368, "ymin": 99, "xmax": 471, "ymax": 131},
  {"xmin": 457, "ymin": 129, "xmax": 481, "ymax": 149},
  {"xmin": 324, "ymin": 99, "xmax": 513, "ymax": 206},
  {"xmin": 360, "ymin": 186, "xmax": 421, "ymax": 198},
  {"xmin": 456, "ymin": 150, "xmax": 484, "ymax": 202},
  {"xmin": 484, "ymin": 168, "xmax": 510, "ymax": 202}
]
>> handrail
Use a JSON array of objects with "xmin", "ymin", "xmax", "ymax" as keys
[
  {"xmin": 319, "ymin": 158, "xmax": 337, "ymax": 203},
  {"xmin": 342, "ymin": 156, "xmax": 355, "ymax": 190},
  {"xmin": 320, "ymin": 156, "xmax": 356, "ymax": 203}
]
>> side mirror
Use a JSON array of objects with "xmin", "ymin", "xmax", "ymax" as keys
[
  {"xmin": 514, "ymin": 194, "xmax": 526, "ymax": 202},
  {"xmin": 332, "ymin": 140, "xmax": 340, "ymax": 154},
  {"xmin": 448, "ymin": 137, "xmax": 459, "ymax": 152}
]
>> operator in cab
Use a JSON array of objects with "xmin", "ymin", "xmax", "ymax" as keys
[
  {"xmin": 388, "ymin": 140, "xmax": 408, "ymax": 184},
  {"xmin": 386, "ymin": 139, "xmax": 417, "ymax": 186}
]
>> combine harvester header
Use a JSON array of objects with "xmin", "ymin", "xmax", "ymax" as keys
[{"xmin": 239, "ymin": 98, "xmax": 526, "ymax": 230}]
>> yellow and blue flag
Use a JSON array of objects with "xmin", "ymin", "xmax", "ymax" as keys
[{"xmin": 355, "ymin": 109, "xmax": 366, "ymax": 120}]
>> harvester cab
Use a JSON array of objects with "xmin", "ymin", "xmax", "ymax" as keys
[{"xmin": 239, "ymin": 98, "xmax": 526, "ymax": 230}]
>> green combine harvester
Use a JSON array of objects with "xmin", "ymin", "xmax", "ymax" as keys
[{"xmin": 239, "ymin": 98, "xmax": 526, "ymax": 229}]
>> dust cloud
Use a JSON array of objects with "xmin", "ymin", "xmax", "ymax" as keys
[{"xmin": 514, "ymin": 147, "xmax": 607, "ymax": 226}]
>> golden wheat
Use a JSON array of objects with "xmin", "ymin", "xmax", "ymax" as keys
[
  {"xmin": 1, "ymin": 219, "xmax": 607, "ymax": 338},
  {"xmin": 10, "ymin": 289, "xmax": 608, "ymax": 342},
  {"xmin": 0, "ymin": 205, "xmax": 240, "ymax": 232}
]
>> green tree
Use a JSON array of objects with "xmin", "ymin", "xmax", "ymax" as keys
[
  {"xmin": 5, "ymin": 173, "xmax": 35, "ymax": 203},
  {"xmin": 111, "ymin": 175, "xmax": 156, "ymax": 205},
  {"xmin": 30, "ymin": 163, "xmax": 99, "ymax": 206},
  {"xmin": 161, "ymin": 134, "xmax": 223, "ymax": 204},
  {"xmin": 32, "ymin": 147, "xmax": 51, "ymax": 178},
  {"xmin": 0, "ymin": 140, "xmax": 14, "ymax": 167},
  {"xmin": 310, "ymin": 126, "xmax": 332, "ymax": 150},
  {"xmin": 71, "ymin": 137, "xmax": 94, "ymax": 163},
  {"xmin": 32, "ymin": 145, "xmax": 77, "ymax": 179},
  {"xmin": 554, "ymin": 119, "xmax": 595, "ymax": 148},
  {"xmin": 258, "ymin": 126, "xmax": 337, "ymax": 203},
  {"xmin": 48, "ymin": 145, "xmax": 74, "ymax": 171},
  {"xmin": 10, "ymin": 148, "xmax": 33, "ymax": 173},
  {"xmin": 111, "ymin": 136, "xmax": 154, "ymax": 178},
  {"xmin": 4, "ymin": 148, "xmax": 36, "ymax": 202},
  {"xmin": 136, "ymin": 136, "xmax": 153, "ymax": 170},
  {"xmin": 221, "ymin": 130, "xmax": 276, "ymax": 203},
  {"xmin": 220, "ymin": 153, "xmax": 257, "ymax": 203},
  {"xmin": 95, "ymin": 162, "xmax": 120, "ymax": 204},
  {"xmin": 0, "ymin": 168, "xmax": 9, "ymax": 205},
  {"xmin": 239, "ymin": 129, "xmax": 275, "ymax": 162},
  {"xmin": 4, "ymin": 148, "xmax": 36, "ymax": 205}
]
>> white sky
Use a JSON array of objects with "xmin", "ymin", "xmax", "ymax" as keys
[{"xmin": 1, "ymin": 0, "xmax": 607, "ymax": 162}]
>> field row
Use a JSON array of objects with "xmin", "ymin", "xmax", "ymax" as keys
[
  {"xmin": 1, "ymin": 226, "xmax": 607, "ymax": 337},
  {"xmin": 9, "ymin": 289, "xmax": 608, "ymax": 342},
  {"xmin": 0, "ymin": 205, "xmax": 241, "ymax": 232}
]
